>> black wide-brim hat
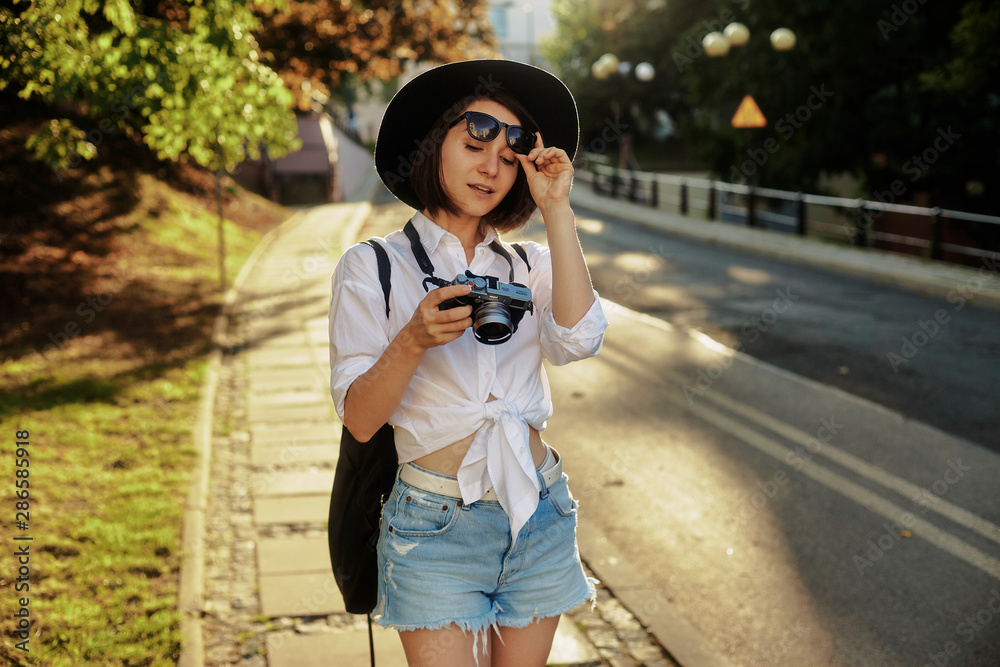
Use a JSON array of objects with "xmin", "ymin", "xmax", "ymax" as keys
[{"xmin": 375, "ymin": 59, "xmax": 579, "ymax": 210}]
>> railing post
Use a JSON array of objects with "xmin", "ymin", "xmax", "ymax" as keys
[
  {"xmin": 708, "ymin": 183, "xmax": 717, "ymax": 220},
  {"xmin": 854, "ymin": 203, "xmax": 869, "ymax": 247},
  {"xmin": 680, "ymin": 182, "xmax": 689, "ymax": 215},
  {"xmin": 931, "ymin": 208, "xmax": 944, "ymax": 260},
  {"xmin": 747, "ymin": 186, "xmax": 757, "ymax": 228},
  {"xmin": 650, "ymin": 176, "xmax": 658, "ymax": 208},
  {"xmin": 610, "ymin": 169, "xmax": 620, "ymax": 198},
  {"xmin": 796, "ymin": 192, "xmax": 807, "ymax": 236},
  {"xmin": 628, "ymin": 170, "xmax": 638, "ymax": 202}
]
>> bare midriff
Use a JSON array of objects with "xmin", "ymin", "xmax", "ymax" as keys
[{"xmin": 411, "ymin": 395, "xmax": 546, "ymax": 477}]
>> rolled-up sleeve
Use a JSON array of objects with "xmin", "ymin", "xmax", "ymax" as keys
[
  {"xmin": 328, "ymin": 245, "xmax": 392, "ymax": 420},
  {"xmin": 522, "ymin": 241, "xmax": 609, "ymax": 366},
  {"xmin": 539, "ymin": 294, "xmax": 608, "ymax": 365}
]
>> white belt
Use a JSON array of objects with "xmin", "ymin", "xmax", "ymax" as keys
[{"xmin": 399, "ymin": 447, "xmax": 562, "ymax": 503}]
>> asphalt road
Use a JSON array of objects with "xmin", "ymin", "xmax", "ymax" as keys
[
  {"xmin": 360, "ymin": 195, "xmax": 1000, "ymax": 666},
  {"xmin": 510, "ymin": 205, "xmax": 1000, "ymax": 666},
  {"xmin": 518, "ymin": 204, "xmax": 1000, "ymax": 453}
]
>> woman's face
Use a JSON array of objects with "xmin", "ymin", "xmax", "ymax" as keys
[{"xmin": 438, "ymin": 99, "xmax": 524, "ymax": 224}]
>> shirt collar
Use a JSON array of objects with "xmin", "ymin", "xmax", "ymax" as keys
[{"xmin": 412, "ymin": 211, "xmax": 499, "ymax": 255}]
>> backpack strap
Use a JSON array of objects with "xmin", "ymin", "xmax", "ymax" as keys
[
  {"xmin": 403, "ymin": 218, "xmax": 531, "ymax": 283},
  {"xmin": 511, "ymin": 243, "xmax": 530, "ymax": 272},
  {"xmin": 360, "ymin": 239, "xmax": 391, "ymax": 318}
]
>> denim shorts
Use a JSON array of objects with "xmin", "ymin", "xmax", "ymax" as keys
[{"xmin": 372, "ymin": 452, "xmax": 596, "ymax": 635}]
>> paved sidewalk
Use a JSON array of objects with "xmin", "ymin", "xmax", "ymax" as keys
[{"xmin": 196, "ymin": 201, "xmax": 679, "ymax": 666}]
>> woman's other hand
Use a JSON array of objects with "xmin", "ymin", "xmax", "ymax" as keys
[{"xmin": 403, "ymin": 283, "xmax": 473, "ymax": 350}]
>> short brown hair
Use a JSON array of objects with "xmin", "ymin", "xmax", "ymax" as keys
[{"xmin": 409, "ymin": 87, "xmax": 538, "ymax": 233}]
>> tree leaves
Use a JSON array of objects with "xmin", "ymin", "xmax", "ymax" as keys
[
  {"xmin": 1, "ymin": 0, "xmax": 299, "ymax": 174},
  {"xmin": 251, "ymin": 0, "xmax": 498, "ymax": 107}
]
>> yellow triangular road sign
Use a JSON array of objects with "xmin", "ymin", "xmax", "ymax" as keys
[{"xmin": 731, "ymin": 94, "xmax": 767, "ymax": 128}]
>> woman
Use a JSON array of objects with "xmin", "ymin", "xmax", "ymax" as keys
[{"xmin": 329, "ymin": 59, "xmax": 608, "ymax": 666}]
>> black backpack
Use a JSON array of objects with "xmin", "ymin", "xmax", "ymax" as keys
[
  {"xmin": 327, "ymin": 232, "xmax": 530, "ymax": 661},
  {"xmin": 328, "ymin": 239, "xmax": 396, "ymax": 619}
]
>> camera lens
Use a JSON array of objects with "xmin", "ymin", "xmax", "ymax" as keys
[{"xmin": 472, "ymin": 302, "xmax": 512, "ymax": 343}]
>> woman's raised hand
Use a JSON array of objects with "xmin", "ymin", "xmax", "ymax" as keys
[{"xmin": 517, "ymin": 133, "xmax": 574, "ymax": 211}]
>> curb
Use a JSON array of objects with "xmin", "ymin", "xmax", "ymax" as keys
[{"xmin": 570, "ymin": 187, "xmax": 1000, "ymax": 311}]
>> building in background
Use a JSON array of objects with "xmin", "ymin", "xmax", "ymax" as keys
[{"xmin": 489, "ymin": 0, "xmax": 555, "ymax": 67}]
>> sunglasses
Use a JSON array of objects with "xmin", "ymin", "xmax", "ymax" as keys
[{"xmin": 449, "ymin": 111, "xmax": 536, "ymax": 156}]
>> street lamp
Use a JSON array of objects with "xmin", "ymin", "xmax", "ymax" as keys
[
  {"xmin": 702, "ymin": 23, "xmax": 796, "ymax": 225},
  {"xmin": 590, "ymin": 55, "xmax": 655, "ymax": 200},
  {"xmin": 769, "ymin": 28, "xmax": 796, "ymax": 52},
  {"xmin": 702, "ymin": 23, "xmax": 795, "ymax": 60}
]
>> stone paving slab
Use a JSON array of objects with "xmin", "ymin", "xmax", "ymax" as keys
[
  {"xmin": 247, "ymin": 391, "xmax": 333, "ymax": 414},
  {"xmin": 247, "ymin": 405, "xmax": 335, "ymax": 425},
  {"xmin": 257, "ymin": 536, "xmax": 330, "ymax": 575},
  {"xmin": 247, "ymin": 389, "xmax": 328, "ymax": 407},
  {"xmin": 251, "ymin": 424, "xmax": 339, "ymax": 446},
  {"xmin": 248, "ymin": 349, "xmax": 319, "ymax": 368},
  {"xmin": 265, "ymin": 627, "xmax": 409, "ymax": 667},
  {"xmin": 254, "ymin": 494, "xmax": 329, "ymax": 525},
  {"xmin": 251, "ymin": 442, "xmax": 338, "ymax": 467},
  {"xmin": 254, "ymin": 470, "xmax": 334, "ymax": 498},
  {"xmin": 247, "ymin": 375, "xmax": 324, "ymax": 395},
  {"xmin": 259, "ymin": 572, "xmax": 344, "ymax": 616}
]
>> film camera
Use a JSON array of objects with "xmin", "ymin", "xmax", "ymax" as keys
[{"xmin": 435, "ymin": 272, "xmax": 533, "ymax": 344}]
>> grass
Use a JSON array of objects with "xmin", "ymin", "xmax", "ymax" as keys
[{"xmin": 0, "ymin": 110, "xmax": 291, "ymax": 664}]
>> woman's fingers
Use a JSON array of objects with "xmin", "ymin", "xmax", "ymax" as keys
[{"xmin": 407, "ymin": 284, "xmax": 473, "ymax": 348}]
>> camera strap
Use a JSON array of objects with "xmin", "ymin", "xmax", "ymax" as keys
[{"xmin": 404, "ymin": 219, "xmax": 516, "ymax": 284}]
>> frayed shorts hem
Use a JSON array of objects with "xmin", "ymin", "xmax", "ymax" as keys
[
  {"xmin": 372, "ymin": 576, "xmax": 598, "ymax": 634},
  {"xmin": 492, "ymin": 577, "xmax": 598, "ymax": 630}
]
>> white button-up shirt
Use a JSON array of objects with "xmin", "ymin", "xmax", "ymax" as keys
[{"xmin": 329, "ymin": 212, "xmax": 608, "ymax": 540}]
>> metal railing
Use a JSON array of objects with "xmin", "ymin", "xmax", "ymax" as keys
[{"xmin": 581, "ymin": 162, "xmax": 1000, "ymax": 265}]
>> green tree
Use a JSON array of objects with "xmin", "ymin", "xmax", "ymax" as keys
[
  {"xmin": 546, "ymin": 0, "xmax": 999, "ymax": 214},
  {"xmin": 0, "ymin": 0, "xmax": 300, "ymax": 174}
]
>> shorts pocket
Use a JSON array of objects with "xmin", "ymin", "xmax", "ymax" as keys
[
  {"xmin": 386, "ymin": 485, "xmax": 461, "ymax": 537},
  {"xmin": 544, "ymin": 474, "xmax": 578, "ymax": 518}
]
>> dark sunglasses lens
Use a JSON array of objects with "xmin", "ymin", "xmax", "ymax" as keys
[
  {"xmin": 506, "ymin": 127, "xmax": 535, "ymax": 155},
  {"xmin": 467, "ymin": 113, "xmax": 501, "ymax": 141}
]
